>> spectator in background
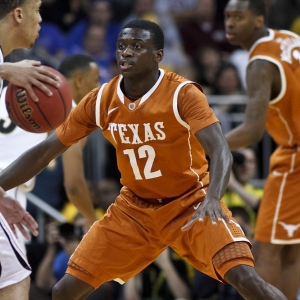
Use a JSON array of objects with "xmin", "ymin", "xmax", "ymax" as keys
[
  {"xmin": 223, "ymin": 148, "xmax": 262, "ymax": 234},
  {"xmin": 212, "ymin": 63, "xmax": 244, "ymax": 96},
  {"xmin": 31, "ymin": 22, "xmax": 66, "ymax": 68},
  {"xmin": 177, "ymin": 0, "xmax": 237, "ymax": 62},
  {"xmin": 154, "ymin": 0, "xmax": 197, "ymax": 24},
  {"xmin": 65, "ymin": 24, "xmax": 112, "ymax": 84},
  {"xmin": 194, "ymin": 45, "xmax": 223, "ymax": 95},
  {"xmin": 39, "ymin": 0, "xmax": 88, "ymax": 33},
  {"xmin": 123, "ymin": 0, "xmax": 189, "ymax": 72},
  {"xmin": 33, "ymin": 216, "xmax": 117, "ymax": 300},
  {"xmin": 211, "ymin": 63, "xmax": 245, "ymax": 133},
  {"xmin": 65, "ymin": 0, "xmax": 121, "ymax": 61}
]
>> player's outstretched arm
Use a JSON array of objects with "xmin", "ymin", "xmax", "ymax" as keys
[
  {"xmin": 0, "ymin": 131, "xmax": 69, "ymax": 192},
  {"xmin": 0, "ymin": 60, "xmax": 60, "ymax": 102},
  {"xmin": 182, "ymin": 122, "xmax": 232, "ymax": 231},
  {"xmin": 0, "ymin": 187, "xmax": 38, "ymax": 239}
]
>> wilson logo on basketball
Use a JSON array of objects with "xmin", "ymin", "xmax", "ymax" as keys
[{"xmin": 15, "ymin": 89, "xmax": 41, "ymax": 130}]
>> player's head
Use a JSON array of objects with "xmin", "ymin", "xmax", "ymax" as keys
[
  {"xmin": 0, "ymin": 0, "xmax": 42, "ymax": 53},
  {"xmin": 116, "ymin": 19, "xmax": 164, "ymax": 77},
  {"xmin": 232, "ymin": 147, "xmax": 257, "ymax": 185},
  {"xmin": 58, "ymin": 54, "xmax": 100, "ymax": 104},
  {"xmin": 224, "ymin": 0, "xmax": 266, "ymax": 49}
]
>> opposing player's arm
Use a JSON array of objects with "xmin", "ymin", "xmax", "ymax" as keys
[
  {"xmin": 62, "ymin": 139, "xmax": 98, "ymax": 227},
  {"xmin": 182, "ymin": 122, "xmax": 232, "ymax": 230},
  {"xmin": 0, "ymin": 131, "xmax": 68, "ymax": 191},
  {"xmin": 225, "ymin": 59, "xmax": 276, "ymax": 150},
  {"xmin": 0, "ymin": 60, "xmax": 59, "ymax": 102}
]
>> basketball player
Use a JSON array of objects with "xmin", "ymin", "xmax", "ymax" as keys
[
  {"xmin": 224, "ymin": 0, "xmax": 300, "ymax": 299},
  {"xmin": 58, "ymin": 54, "xmax": 101, "ymax": 227},
  {"xmin": 0, "ymin": 20, "xmax": 287, "ymax": 299},
  {"xmin": 0, "ymin": 87, "xmax": 47, "ymax": 254},
  {"xmin": 0, "ymin": 0, "xmax": 60, "ymax": 299}
]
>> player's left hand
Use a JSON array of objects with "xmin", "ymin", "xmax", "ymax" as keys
[
  {"xmin": 181, "ymin": 198, "xmax": 231, "ymax": 231},
  {"xmin": 0, "ymin": 193, "xmax": 39, "ymax": 240}
]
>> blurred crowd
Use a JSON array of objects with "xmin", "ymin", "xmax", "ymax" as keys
[{"xmin": 3, "ymin": 0, "xmax": 300, "ymax": 299}]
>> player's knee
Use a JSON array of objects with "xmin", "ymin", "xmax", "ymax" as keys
[{"xmin": 225, "ymin": 265, "xmax": 260, "ymax": 291}]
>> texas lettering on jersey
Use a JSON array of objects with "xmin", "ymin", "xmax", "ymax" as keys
[{"xmin": 107, "ymin": 121, "xmax": 166, "ymax": 144}]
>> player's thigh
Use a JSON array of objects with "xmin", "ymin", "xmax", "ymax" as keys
[
  {"xmin": 52, "ymin": 274, "xmax": 94, "ymax": 300},
  {"xmin": 67, "ymin": 197, "xmax": 164, "ymax": 287},
  {"xmin": 0, "ymin": 276, "xmax": 30, "ymax": 300}
]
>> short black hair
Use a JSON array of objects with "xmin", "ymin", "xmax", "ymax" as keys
[
  {"xmin": 121, "ymin": 19, "xmax": 164, "ymax": 50},
  {"xmin": 58, "ymin": 54, "xmax": 96, "ymax": 79},
  {"xmin": 242, "ymin": 0, "xmax": 266, "ymax": 18},
  {"xmin": 0, "ymin": 0, "xmax": 28, "ymax": 20}
]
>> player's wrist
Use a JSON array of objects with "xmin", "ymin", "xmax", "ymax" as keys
[{"xmin": 0, "ymin": 62, "xmax": 11, "ymax": 81}]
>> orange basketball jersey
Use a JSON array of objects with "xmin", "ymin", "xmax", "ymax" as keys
[
  {"xmin": 249, "ymin": 29, "xmax": 300, "ymax": 146},
  {"xmin": 56, "ymin": 69, "xmax": 219, "ymax": 199}
]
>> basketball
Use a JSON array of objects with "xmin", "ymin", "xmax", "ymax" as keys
[{"xmin": 5, "ymin": 66, "xmax": 73, "ymax": 133}]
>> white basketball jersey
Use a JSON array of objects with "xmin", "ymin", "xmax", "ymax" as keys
[{"xmin": 0, "ymin": 87, "xmax": 47, "ymax": 171}]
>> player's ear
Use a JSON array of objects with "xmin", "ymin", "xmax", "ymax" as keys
[
  {"xmin": 155, "ymin": 49, "xmax": 164, "ymax": 64},
  {"xmin": 254, "ymin": 15, "xmax": 264, "ymax": 29},
  {"xmin": 13, "ymin": 8, "xmax": 23, "ymax": 24},
  {"xmin": 74, "ymin": 75, "xmax": 84, "ymax": 88}
]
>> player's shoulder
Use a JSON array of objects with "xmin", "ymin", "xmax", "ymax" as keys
[
  {"xmin": 276, "ymin": 29, "xmax": 300, "ymax": 40},
  {"xmin": 163, "ymin": 70, "xmax": 203, "ymax": 91},
  {"xmin": 163, "ymin": 70, "xmax": 190, "ymax": 84}
]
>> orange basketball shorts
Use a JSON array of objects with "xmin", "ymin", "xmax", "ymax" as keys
[
  {"xmin": 255, "ymin": 145, "xmax": 300, "ymax": 243},
  {"xmin": 66, "ymin": 184, "xmax": 253, "ymax": 288}
]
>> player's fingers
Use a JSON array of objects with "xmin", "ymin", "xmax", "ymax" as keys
[
  {"xmin": 29, "ymin": 60, "xmax": 42, "ymax": 66},
  {"xmin": 181, "ymin": 215, "xmax": 198, "ymax": 231},
  {"xmin": 15, "ymin": 223, "xmax": 30, "ymax": 240},
  {"xmin": 25, "ymin": 85, "xmax": 40, "ymax": 102},
  {"xmin": 23, "ymin": 213, "xmax": 39, "ymax": 236},
  {"xmin": 39, "ymin": 67, "xmax": 60, "ymax": 84},
  {"xmin": 221, "ymin": 212, "xmax": 232, "ymax": 223}
]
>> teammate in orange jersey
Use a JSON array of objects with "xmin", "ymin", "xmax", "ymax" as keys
[
  {"xmin": 224, "ymin": 0, "xmax": 300, "ymax": 299},
  {"xmin": 0, "ymin": 20, "xmax": 287, "ymax": 300}
]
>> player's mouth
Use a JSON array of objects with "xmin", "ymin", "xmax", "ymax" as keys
[
  {"xmin": 226, "ymin": 33, "xmax": 236, "ymax": 41},
  {"xmin": 120, "ymin": 60, "xmax": 133, "ymax": 71}
]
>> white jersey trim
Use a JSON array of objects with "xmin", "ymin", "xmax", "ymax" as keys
[
  {"xmin": 116, "ymin": 69, "xmax": 165, "ymax": 105},
  {"xmin": 248, "ymin": 55, "xmax": 287, "ymax": 104},
  {"xmin": 95, "ymin": 83, "xmax": 107, "ymax": 128},
  {"xmin": 172, "ymin": 81, "xmax": 202, "ymax": 182}
]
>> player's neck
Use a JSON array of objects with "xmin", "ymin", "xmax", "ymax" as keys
[
  {"xmin": 0, "ymin": 23, "xmax": 16, "ymax": 57},
  {"xmin": 122, "ymin": 70, "xmax": 160, "ymax": 100}
]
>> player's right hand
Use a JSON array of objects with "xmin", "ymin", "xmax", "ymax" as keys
[
  {"xmin": 0, "ymin": 189, "xmax": 38, "ymax": 239},
  {"xmin": 0, "ymin": 60, "xmax": 60, "ymax": 102},
  {"xmin": 181, "ymin": 197, "xmax": 231, "ymax": 231}
]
